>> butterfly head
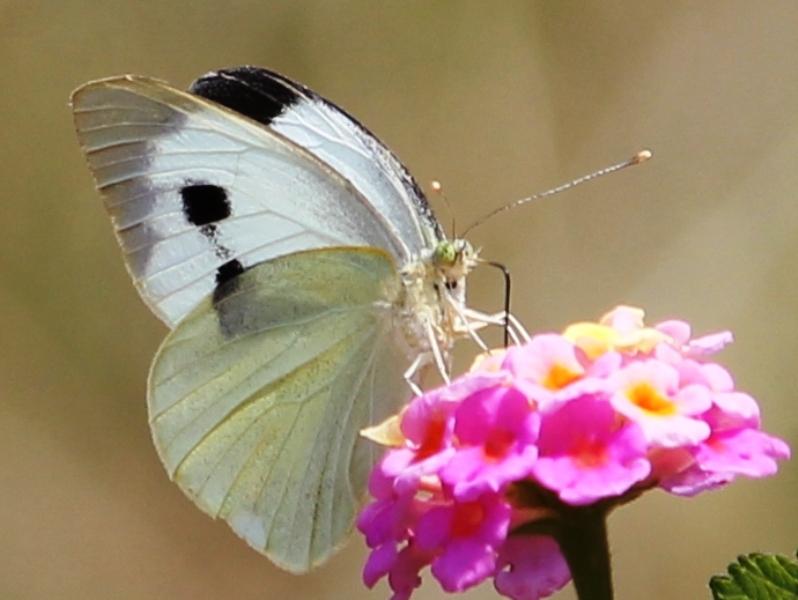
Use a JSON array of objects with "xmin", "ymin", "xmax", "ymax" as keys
[{"xmin": 431, "ymin": 239, "xmax": 478, "ymax": 298}]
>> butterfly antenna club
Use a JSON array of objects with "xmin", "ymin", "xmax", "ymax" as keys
[{"xmin": 430, "ymin": 179, "xmax": 457, "ymax": 238}]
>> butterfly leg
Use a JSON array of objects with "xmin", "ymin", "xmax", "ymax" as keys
[
  {"xmin": 425, "ymin": 322, "xmax": 451, "ymax": 385},
  {"xmin": 461, "ymin": 308, "xmax": 530, "ymax": 344},
  {"xmin": 505, "ymin": 312, "xmax": 531, "ymax": 341},
  {"xmin": 443, "ymin": 292, "xmax": 489, "ymax": 351},
  {"xmin": 403, "ymin": 354, "xmax": 426, "ymax": 396}
]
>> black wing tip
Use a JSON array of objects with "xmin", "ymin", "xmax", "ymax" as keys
[
  {"xmin": 189, "ymin": 66, "xmax": 303, "ymax": 127},
  {"xmin": 188, "ymin": 65, "xmax": 442, "ymax": 240}
]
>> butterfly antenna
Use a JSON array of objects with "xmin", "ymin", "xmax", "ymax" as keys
[
  {"xmin": 482, "ymin": 260, "xmax": 511, "ymax": 347},
  {"xmin": 430, "ymin": 180, "xmax": 457, "ymax": 238},
  {"xmin": 462, "ymin": 149, "xmax": 652, "ymax": 236}
]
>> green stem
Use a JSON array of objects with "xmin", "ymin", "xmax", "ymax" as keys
[
  {"xmin": 510, "ymin": 483, "xmax": 624, "ymax": 600},
  {"xmin": 552, "ymin": 505, "xmax": 613, "ymax": 600}
]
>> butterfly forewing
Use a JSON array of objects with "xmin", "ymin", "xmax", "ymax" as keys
[
  {"xmin": 190, "ymin": 66, "xmax": 443, "ymax": 255},
  {"xmin": 148, "ymin": 247, "xmax": 410, "ymax": 572},
  {"xmin": 72, "ymin": 76, "xmax": 407, "ymax": 326}
]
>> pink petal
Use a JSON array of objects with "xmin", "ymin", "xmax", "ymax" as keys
[
  {"xmin": 533, "ymin": 397, "xmax": 650, "ymax": 504},
  {"xmin": 439, "ymin": 447, "xmax": 486, "ymax": 497},
  {"xmin": 701, "ymin": 363, "xmax": 735, "ymax": 392},
  {"xmin": 369, "ymin": 458, "xmax": 397, "ymax": 498},
  {"xmin": 478, "ymin": 494, "xmax": 512, "ymax": 545},
  {"xmin": 673, "ymin": 359, "xmax": 709, "ymax": 387},
  {"xmin": 588, "ymin": 351, "xmax": 623, "ymax": 377},
  {"xmin": 712, "ymin": 392, "xmax": 760, "ymax": 427},
  {"xmin": 642, "ymin": 415, "xmax": 711, "ymax": 448},
  {"xmin": 387, "ymin": 545, "xmax": 427, "ymax": 600},
  {"xmin": 393, "ymin": 448, "xmax": 457, "ymax": 495},
  {"xmin": 454, "ymin": 447, "xmax": 540, "ymax": 501},
  {"xmin": 380, "ymin": 448, "xmax": 417, "ymax": 479},
  {"xmin": 431, "ymin": 539, "xmax": 496, "ymax": 592},
  {"xmin": 660, "ymin": 466, "xmax": 734, "ymax": 496},
  {"xmin": 687, "ymin": 331, "xmax": 733, "ymax": 356},
  {"xmin": 454, "ymin": 388, "xmax": 502, "ymax": 444},
  {"xmin": 602, "ymin": 305, "xmax": 646, "ymax": 333},
  {"xmin": 654, "ymin": 341, "xmax": 684, "ymax": 365},
  {"xmin": 415, "ymin": 506, "xmax": 453, "ymax": 551},
  {"xmin": 363, "ymin": 543, "xmax": 397, "ymax": 587},
  {"xmin": 495, "ymin": 536, "xmax": 571, "ymax": 600},
  {"xmin": 695, "ymin": 428, "xmax": 790, "ymax": 477},
  {"xmin": 655, "ymin": 319, "xmax": 692, "ymax": 344},
  {"xmin": 675, "ymin": 384, "xmax": 713, "ymax": 415},
  {"xmin": 357, "ymin": 499, "xmax": 393, "ymax": 547}
]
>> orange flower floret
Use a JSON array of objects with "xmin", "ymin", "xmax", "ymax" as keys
[
  {"xmin": 626, "ymin": 382, "xmax": 677, "ymax": 416},
  {"xmin": 563, "ymin": 306, "xmax": 670, "ymax": 359},
  {"xmin": 543, "ymin": 363, "xmax": 583, "ymax": 390}
]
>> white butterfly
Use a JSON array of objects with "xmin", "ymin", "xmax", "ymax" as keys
[{"xmin": 71, "ymin": 67, "xmax": 515, "ymax": 572}]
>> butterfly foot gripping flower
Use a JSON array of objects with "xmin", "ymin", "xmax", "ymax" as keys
[{"xmin": 359, "ymin": 306, "xmax": 790, "ymax": 600}]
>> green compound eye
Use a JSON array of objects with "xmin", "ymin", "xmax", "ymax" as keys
[{"xmin": 433, "ymin": 241, "xmax": 457, "ymax": 266}]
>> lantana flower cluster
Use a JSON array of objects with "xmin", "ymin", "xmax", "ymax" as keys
[{"xmin": 357, "ymin": 306, "xmax": 790, "ymax": 600}]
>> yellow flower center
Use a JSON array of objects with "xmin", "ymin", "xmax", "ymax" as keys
[
  {"xmin": 627, "ymin": 382, "xmax": 676, "ymax": 416},
  {"xmin": 543, "ymin": 363, "xmax": 582, "ymax": 390},
  {"xmin": 563, "ymin": 316, "xmax": 671, "ymax": 359},
  {"xmin": 563, "ymin": 323, "xmax": 618, "ymax": 360}
]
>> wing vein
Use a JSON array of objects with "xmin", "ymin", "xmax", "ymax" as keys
[
  {"xmin": 98, "ymin": 166, "xmax": 234, "ymax": 189},
  {"xmin": 267, "ymin": 327, "xmax": 376, "ymax": 560}
]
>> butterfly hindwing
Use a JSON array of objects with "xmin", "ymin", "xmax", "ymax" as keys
[
  {"xmin": 72, "ymin": 76, "xmax": 408, "ymax": 326},
  {"xmin": 148, "ymin": 247, "xmax": 410, "ymax": 572}
]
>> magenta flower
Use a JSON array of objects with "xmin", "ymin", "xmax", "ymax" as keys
[
  {"xmin": 532, "ymin": 396, "xmax": 651, "ymax": 505},
  {"xmin": 440, "ymin": 384, "xmax": 540, "ymax": 501},
  {"xmin": 660, "ymin": 427, "xmax": 791, "ymax": 496},
  {"xmin": 502, "ymin": 334, "xmax": 618, "ymax": 409},
  {"xmin": 357, "ymin": 466, "xmax": 412, "ymax": 549},
  {"xmin": 357, "ymin": 465, "xmax": 434, "ymax": 598},
  {"xmin": 609, "ymin": 360, "xmax": 712, "ymax": 448},
  {"xmin": 379, "ymin": 391, "xmax": 457, "ymax": 495},
  {"xmin": 503, "ymin": 335, "xmax": 586, "ymax": 401},
  {"xmin": 416, "ymin": 493, "xmax": 511, "ymax": 592},
  {"xmin": 365, "ymin": 541, "xmax": 432, "ymax": 600},
  {"xmin": 357, "ymin": 306, "xmax": 790, "ymax": 600}
]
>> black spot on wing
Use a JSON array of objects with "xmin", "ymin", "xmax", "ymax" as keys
[
  {"xmin": 181, "ymin": 183, "xmax": 230, "ymax": 226},
  {"xmin": 212, "ymin": 259, "xmax": 247, "ymax": 337},
  {"xmin": 190, "ymin": 66, "xmax": 301, "ymax": 126},
  {"xmin": 179, "ymin": 182, "xmax": 243, "ymax": 331},
  {"xmin": 214, "ymin": 259, "xmax": 245, "ymax": 293},
  {"xmin": 199, "ymin": 223, "xmax": 217, "ymax": 238}
]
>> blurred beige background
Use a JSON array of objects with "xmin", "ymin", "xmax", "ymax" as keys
[{"xmin": 1, "ymin": 1, "xmax": 796, "ymax": 599}]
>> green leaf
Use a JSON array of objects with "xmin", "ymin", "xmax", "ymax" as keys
[{"xmin": 709, "ymin": 550, "xmax": 798, "ymax": 599}]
